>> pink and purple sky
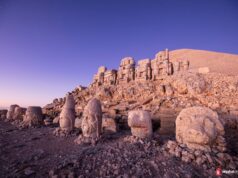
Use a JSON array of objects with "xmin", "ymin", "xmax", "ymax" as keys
[{"xmin": 0, "ymin": 0, "xmax": 238, "ymax": 108}]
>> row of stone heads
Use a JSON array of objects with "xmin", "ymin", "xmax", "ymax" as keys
[
  {"xmin": 0, "ymin": 104, "xmax": 44, "ymax": 125},
  {"xmin": 60, "ymin": 95, "xmax": 226, "ymax": 153}
]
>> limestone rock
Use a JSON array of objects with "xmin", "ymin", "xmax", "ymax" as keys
[
  {"xmin": 23, "ymin": 106, "xmax": 43, "ymax": 127},
  {"xmin": 176, "ymin": 106, "xmax": 225, "ymax": 152},
  {"xmin": 128, "ymin": 110, "xmax": 152, "ymax": 138},
  {"xmin": 59, "ymin": 94, "xmax": 75, "ymax": 132}
]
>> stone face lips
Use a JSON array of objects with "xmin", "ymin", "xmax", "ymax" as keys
[
  {"xmin": 23, "ymin": 106, "xmax": 43, "ymax": 126},
  {"xmin": 59, "ymin": 94, "xmax": 75, "ymax": 132},
  {"xmin": 176, "ymin": 106, "xmax": 225, "ymax": 152},
  {"xmin": 128, "ymin": 110, "xmax": 152, "ymax": 138},
  {"xmin": 81, "ymin": 98, "xmax": 102, "ymax": 140}
]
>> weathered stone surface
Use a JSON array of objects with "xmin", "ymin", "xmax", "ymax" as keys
[
  {"xmin": 0, "ymin": 110, "xmax": 8, "ymax": 120},
  {"xmin": 176, "ymin": 106, "xmax": 225, "ymax": 152},
  {"xmin": 151, "ymin": 49, "xmax": 173, "ymax": 80},
  {"xmin": 104, "ymin": 70, "xmax": 117, "ymax": 85},
  {"xmin": 23, "ymin": 106, "xmax": 43, "ymax": 127},
  {"xmin": 75, "ymin": 98, "xmax": 102, "ymax": 144},
  {"xmin": 6, "ymin": 104, "xmax": 19, "ymax": 120},
  {"xmin": 13, "ymin": 107, "xmax": 26, "ymax": 121},
  {"xmin": 128, "ymin": 110, "xmax": 152, "ymax": 138},
  {"xmin": 172, "ymin": 73, "xmax": 206, "ymax": 95},
  {"xmin": 92, "ymin": 66, "xmax": 107, "ymax": 86},
  {"xmin": 135, "ymin": 59, "xmax": 151, "ymax": 81},
  {"xmin": 117, "ymin": 57, "xmax": 135, "ymax": 83},
  {"xmin": 59, "ymin": 94, "xmax": 75, "ymax": 132},
  {"xmin": 74, "ymin": 117, "xmax": 82, "ymax": 129},
  {"xmin": 102, "ymin": 117, "xmax": 118, "ymax": 133},
  {"xmin": 53, "ymin": 116, "xmax": 60, "ymax": 124}
]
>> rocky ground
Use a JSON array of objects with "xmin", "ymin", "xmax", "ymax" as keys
[{"xmin": 1, "ymin": 120, "xmax": 237, "ymax": 178}]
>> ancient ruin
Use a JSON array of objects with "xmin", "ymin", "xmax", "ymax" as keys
[
  {"xmin": 128, "ymin": 110, "xmax": 152, "ymax": 138},
  {"xmin": 176, "ymin": 107, "xmax": 226, "ymax": 152},
  {"xmin": 117, "ymin": 57, "xmax": 135, "ymax": 84},
  {"xmin": 13, "ymin": 106, "xmax": 26, "ymax": 121},
  {"xmin": 92, "ymin": 66, "xmax": 107, "ymax": 86},
  {"xmin": 59, "ymin": 94, "xmax": 75, "ymax": 132},
  {"xmin": 1, "ymin": 48, "xmax": 238, "ymax": 178},
  {"xmin": 6, "ymin": 104, "xmax": 19, "ymax": 120},
  {"xmin": 135, "ymin": 59, "xmax": 151, "ymax": 81},
  {"xmin": 75, "ymin": 98, "xmax": 102, "ymax": 144},
  {"xmin": 22, "ymin": 106, "xmax": 43, "ymax": 127},
  {"xmin": 91, "ymin": 49, "xmax": 189, "ymax": 86},
  {"xmin": 53, "ymin": 94, "xmax": 76, "ymax": 136}
]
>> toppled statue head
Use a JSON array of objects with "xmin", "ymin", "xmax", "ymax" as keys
[
  {"xmin": 13, "ymin": 106, "xmax": 26, "ymax": 121},
  {"xmin": 75, "ymin": 98, "xmax": 102, "ymax": 144},
  {"xmin": 6, "ymin": 104, "xmax": 19, "ymax": 120},
  {"xmin": 59, "ymin": 94, "xmax": 75, "ymax": 132},
  {"xmin": 23, "ymin": 106, "xmax": 43, "ymax": 127},
  {"xmin": 128, "ymin": 110, "xmax": 152, "ymax": 138},
  {"xmin": 176, "ymin": 106, "xmax": 225, "ymax": 152}
]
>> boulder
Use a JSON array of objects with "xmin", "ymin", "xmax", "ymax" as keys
[
  {"xmin": 128, "ymin": 110, "xmax": 152, "ymax": 138},
  {"xmin": 176, "ymin": 106, "xmax": 225, "ymax": 152}
]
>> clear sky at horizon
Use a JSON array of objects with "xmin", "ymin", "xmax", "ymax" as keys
[{"xmin": 0, "ymin": 0, "xmax": 238, "ymax": 108}]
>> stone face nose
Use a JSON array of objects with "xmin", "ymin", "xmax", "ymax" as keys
[{"xmin": 128, "ymin": 110, "xmax": 152, "ymax": 139}]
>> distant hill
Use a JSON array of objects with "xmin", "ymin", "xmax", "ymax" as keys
[{"xmin": 169, "ymin": 49, "xmax": 238, "ymax": 76}]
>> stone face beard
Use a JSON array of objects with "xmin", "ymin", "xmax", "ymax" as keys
[{"xmin": 82, "ymin": 114, "xmax": 101, "ymax": 138}]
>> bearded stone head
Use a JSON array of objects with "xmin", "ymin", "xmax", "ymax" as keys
[
  {"xmin": 176, "ymin": 107, "xmax": 225, "ymax": 152},
  {"xmin": 82, "ymin": 98, "xmax": 102, "ymax": 139}
]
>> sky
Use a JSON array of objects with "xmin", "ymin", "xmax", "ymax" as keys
[{"xmin": 0, "ymin": 0, "xmax": 238, "ymax": 108}]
